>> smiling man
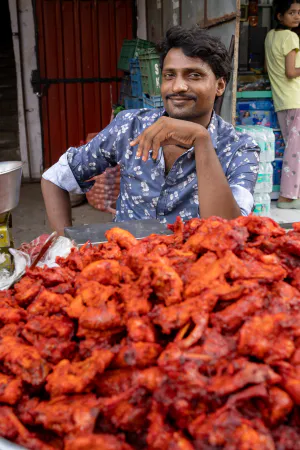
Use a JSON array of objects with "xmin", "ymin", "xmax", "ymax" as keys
[{"xmin": 42, "ymin": 26, "xmax": 260, "ymax": 235}]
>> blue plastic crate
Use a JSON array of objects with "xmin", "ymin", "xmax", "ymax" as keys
[
  {"xmin": 124, "ymin": 96, "xmax": 134, "ymax": 110},
  {"xmin": 119, "ymin": 75, "xmax": 132, "ymax": 105},
  {"xmin": 129, "ymin": 59, "xmax": 143, "ymax": 98},
  {"xmin": 272, "ymin": 159, "xmax": 283, "ymax": 187},
  {"xmin": 142, "ymin": 94, "xmax": 163, "ymax": 109},
  {"xmin": 124, "ymin": 96, "xmax": 143, "ymax": 110},
  {"xmin": 132, "ymin": 97, "xmax": 143, "ymax": 109}
]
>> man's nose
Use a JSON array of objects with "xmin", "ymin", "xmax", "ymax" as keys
[{"xmin": 172, "ymin": 77, "xmax": 188, "ymax": 93}]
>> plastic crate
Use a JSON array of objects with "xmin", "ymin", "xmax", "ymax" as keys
[
  {"xmin": 124, "ymin": 96, "xmax": 143, "ymax": 110},
  {"xmin": 129, "ymin": 59, "xmax": 143, "ymax": 98},
  {"xmin": 138, "ymin": 49, "xmax": 161, "ymax": 96},
  {"xmin": 118, "ymin": 39, "xmax": 155, "ymax": 72},
  {"xmin": 236, "ymin": 91, "xmax": 273, "ymax": 99},
  {"xmin": 142, "ymin": 93, "xmax": 163, "ymax": 109},
  {"xmin": 119, "ymin": 75, "xmax": 132, "ymax": 105}
]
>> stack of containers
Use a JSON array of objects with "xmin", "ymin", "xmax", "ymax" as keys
[
  {"xmin": 118, "ymin": 39, "xmax": 158, "ymax": 109},
  {"xmin": 271, "ymin": 130, "xmax": 285, "ymax": 199},
  {"xmin": 235, "ymin": 125, "xmax": 275, "ymax": 216},
  {"xmin": 138, "ymin": 48, "xmax": 163, "ymax": 108}
]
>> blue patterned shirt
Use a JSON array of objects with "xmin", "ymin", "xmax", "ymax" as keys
[{"xmin": 43, "ymin": 109, "xmax": 260, "ymax": 223}]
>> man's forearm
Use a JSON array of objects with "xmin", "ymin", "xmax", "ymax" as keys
[
  {"xmin": 194, "ymin": 137, "xmax": 241, "ymax": 219},
  {"xmin": 41, "ymin": 178, "xmax": 72, "ymax": 235}
]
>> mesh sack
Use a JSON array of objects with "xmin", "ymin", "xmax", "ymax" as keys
[{"xmin": 86, "ymin": 166, "xmax": 121, "ymax": 214}]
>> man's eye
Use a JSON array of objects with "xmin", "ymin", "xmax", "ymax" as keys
[
  {"xmin": 163, "ymin": 73, "xmax": 174, "ymax": 79},
  {"xmin": 189, "ymin": 73, "xmax": 201, "ymax": 79}
]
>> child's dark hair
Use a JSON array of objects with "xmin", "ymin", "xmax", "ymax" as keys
[
  {"xmin": 157, "ymin": 26, "xmax": 232, "ymax": 83},
  {"xmin": 274, "ymin": 0, "xmax": 300, "ymax": 24}
]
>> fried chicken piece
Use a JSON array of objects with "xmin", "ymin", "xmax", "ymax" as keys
[
  {"xmin": 26, "ymin": 266, "xmax": 75, "ymax": 286},
  {"xmin": 27, "ymin": 289, "xmax": 72, "ymax": 316},
  {"xmin": 0, "ymin": 323, "xmax": 23, "ymax": 338},
  {"xmin": 149, "ymin": 292, "xmax": 217, "ymax": 347},
  {"xmin": 22, "ymin": 315, "xmax": 76, "ymax": 364},
  {"xmin": 56, "ymin": 244, "xmax": 95, "ymax": 271},
  {"xmin": 166, "ymin": 248, "xmax": 197, "ymax": 277},
  {"xmin": 266, "ymin": 281, "xmax": 300, "ymax": 313},
  {"xmin": 48, "ymin": 281, "xmax": 74, "ymax": 295},
  {"xmin": 0, "ymin": 406, "xmax": 55, "ymax": 450},
  {"xmin": 291, "ymin": 267, "xmax": 300, "ymax": 291},
  {"xmin": 96, "ymin": 369, "xmax": 136, "ymax": 396},
  {"xmin": 0, "ymin": 373, "xmax": 22, "ymax": 405},
  {"xmin": 0, "ymin": 301, "xmax": 27, "ymax": 326},
  {"xmin": 228, "ymin": 422, "xmax": 276, "ymax": 450},
  {"xmin": 238, "ymin": 313, "xmax": 299, "ymax": 363},
  {"xmin": 99, "ymin": 242, "xmax": 123, "ymax": 260},
  {"xmin": 33, "ymin": 394, "xmax": 100, "ymax": 436},
  {"xmin": 126, "ymin": 316, "xmax": 156, "ymax": 343},
  {"xmin": 147, "ymin": 401, "xmax": 194, "ymax": 450},
  {"xmin": 272, "ymin": 425, "xmax": 300, "ymax": 450},
  {"xmin": 78, "ymin": 299, "xmax": 123, "ymax": 331},
  {"xmin": 133, "ymin": 367, "xmax": 166, "ymax": 392},
  {"xmin": 189, "ymin": 407, "xmax": 275, "ymax": 449},
  {"xmin": 211, "ymin": 287, "xmax": 267, "ymax": 332},
  {"xmin": 184, "ymin": 251, "xmax": 245, "ymax": 298},
  {"xmin": 207, "ymin": 358, "xmax": 281, "ymax": 396},
  {"xmin": 77, "ymin": 259, "xmax": 121, "ymax": 285},
  {"xmin": 14, "ymin": 276, "xmax": 43, "ymax": 306},
  {"xmin": 258, "ymin": 387, "xmax": 294, "ymax": 426},
  {"xmin": 275, "ymin": 362, "xmax": 300, "ymax": 405},
  {"xmin": 0, "ymin": 336, "xmax": 50, "ymax": 386},
  {"xmin": 232, "ymin": 215, "xmax": 285, "ymax": 237},
  {"xmin": 138, "ymin": 257, "xmax": 184, "ymax": 306},
  {"xmin": 113, "ymin": 342, "xmax": 162, "ymax": 369},
  {"xmin": 105, "ymin": 227, "xmax": 138, "ymax": 250},
  {"xmin": 23, "ymin": 314, "xmax": 74, "ymax": 341},
  {"xmin": 100, "ymin": 387, "xmax": 151, "ymax": 432},
  {"xmin": 66, "ymin": 281, "xmax": 115, "ymax": 318},
  {"xmin": 118, "ymin": 283, "xmax": 151, "ymax": 317},
  {"xmin": 46, "ymin": 349, "xmax": 113, "ymax": 397},
  {"xmin": 64, "ymin": 434, "xmax": 133, "ymax": 450},
  {"xmin": 183, "ymin": 220, "xmax": 249, "ymax": 254},
  {"xmin": 228, "ymin": 253, "xmax": 287, "ymax": 282}
]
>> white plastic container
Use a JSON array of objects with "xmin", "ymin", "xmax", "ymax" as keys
[{"xmin": 253, "ymin": 193, "xmax": 271, "ymax": 216}]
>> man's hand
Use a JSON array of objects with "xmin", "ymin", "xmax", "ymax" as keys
[{"xmin": 130, "ymin": 116, "xmax": 210, "ymax": 161}]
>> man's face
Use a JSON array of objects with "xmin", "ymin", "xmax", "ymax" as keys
[{"xmin": 161, "ymin": 48, "xmax": 226, "ymax": 123}]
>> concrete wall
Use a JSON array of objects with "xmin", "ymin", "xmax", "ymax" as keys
[
  {"xmin": 137, "ymin": 0, "xmax": 147, "ymax": 39},
  {"xmin": 8, "ymin": 0, "xmax": 43, "ymax": 180}
]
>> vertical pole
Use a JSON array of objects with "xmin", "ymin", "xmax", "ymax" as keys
[{"xmin": 231, "ymin": 0, "xmax": 241, "ymax": 125}]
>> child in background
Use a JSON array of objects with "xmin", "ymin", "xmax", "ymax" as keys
[{"xmin": 265, "ymin": 1, "xmax": 300, "ymax": 209}]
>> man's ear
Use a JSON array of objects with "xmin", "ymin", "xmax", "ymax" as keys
[{"xmin": 216, "ymin": 78, "xmax": 226, "ymax": 97}]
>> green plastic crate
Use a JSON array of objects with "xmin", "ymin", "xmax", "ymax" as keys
[
  {"xmin": 138, "ymin": 49, "xmax": 161, "ymax": 96},
  {"xmin": 236, "ymin": 91, "xmax": 273, "ymax": 99},
  {"xmin": 118, "ymin": 39, "xmax": 155, "ymax": 72}
]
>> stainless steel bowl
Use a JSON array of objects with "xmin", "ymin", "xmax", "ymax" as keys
[{"xmin": 0, "ymin": 161, "xmax": 23, "ymax": 215}]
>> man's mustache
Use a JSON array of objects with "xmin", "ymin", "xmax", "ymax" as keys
[{"xmin": 166, "ymin": 94, "xmax": 197, "ymax": 101}]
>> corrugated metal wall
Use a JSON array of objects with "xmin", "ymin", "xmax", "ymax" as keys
[
  {"xmin": 146, "ymin": 0, "xmax": 239, "ymax": 123},
  {"xmin": 35, "ymin": 0, "xmax": 133, "ymax": 168}
]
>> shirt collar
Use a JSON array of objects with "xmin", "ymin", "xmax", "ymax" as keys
[{"xmin": 207, "ymin": 111, "xmax": 218, "ymax": 149}]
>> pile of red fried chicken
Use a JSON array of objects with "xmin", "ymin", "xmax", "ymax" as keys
[{"xmin": 0, "ymin": 215, "xmax": 299, "ymax": 450}]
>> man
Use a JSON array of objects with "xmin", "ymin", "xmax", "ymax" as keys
[{"xmin": 42, "ymin": 26, "xmax": 260, "ymax": 235}]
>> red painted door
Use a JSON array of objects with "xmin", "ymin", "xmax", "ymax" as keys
[{"xmin": 34, "ymin": 0, "xmax": 133, "ymax": 168}]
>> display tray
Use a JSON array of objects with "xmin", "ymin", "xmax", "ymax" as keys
[
  {"xmin": 64, "ymin": 218, "xmax": 173, "ymax": 246},
  {"xmin": 0, "ymin": 438, "xmax": 26, "ymax": 450}
]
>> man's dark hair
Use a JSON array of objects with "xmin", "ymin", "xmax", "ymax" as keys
[{"xmin": 157, "ymin": 26, "xmax": 232, "ymax": 83}]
